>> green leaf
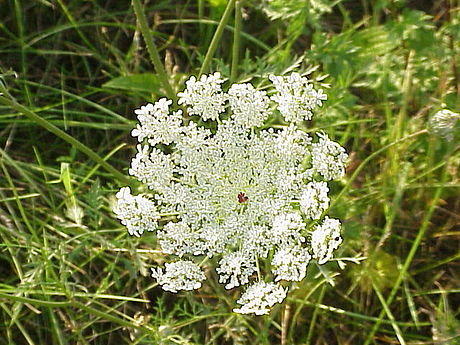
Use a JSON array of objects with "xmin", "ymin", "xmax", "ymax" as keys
[{"xmin": 103, "ymin": 73, "xmax": 161, "ymax": 94}]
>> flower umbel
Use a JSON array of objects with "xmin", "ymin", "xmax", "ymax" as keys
[
  {"xmin": 114, "ymin": 72, "xmax": 348, "ymax": 315},
  {"xmin": 131, "ymin": 99, "xmax": 183, "ymax": 145},
  {"xmin": 151, "ymin": 260, "xmax": 206, "ymax": 293},
  {"xmin": 114, "ymin": 187, "xmax": 159, "ymax": 237},
  {"xmin": 233, "ymin": 281, "xmax": 288, "ymax": 315},
  {"xmin": 269, "ymin": 72, "xmax": 327, "ymax": 123},
  {"xmin": 300, "ymin": 181, "xmax": 330, "ymax": 220},
  {"xmin": 428, "ymin": 109, "xmax": 460, "ymax": 141},
  {"xmin": 177, "ymin": 72, "xmax": 227, "ymax": 121},
  {"xmin": 311, "ymin": 216, "xmax": 343, "ymax": 265}
]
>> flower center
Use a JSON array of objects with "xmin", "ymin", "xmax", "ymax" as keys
[{"xmin": 237, "ymin": 192, "xmax": 249, "ymax": 203}]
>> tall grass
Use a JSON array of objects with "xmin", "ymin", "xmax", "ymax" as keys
[{"xmin": 0, "ymin": 0, "xmax": 459, "ymax": 344}]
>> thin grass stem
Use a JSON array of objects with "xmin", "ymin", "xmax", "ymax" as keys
[
  {"xmin": 0, "ymin": 90, "xmax": 133, "ymax": 187},
  {"xmin": 199, "ymin": 0, "xmax": 236, "ymax": 75},
  {"xmin": 330, "ymin": 129, "xmax": 428, "ymax": 212},
  {"xmin": 131, "ymin": 0, "xmax": 176, "ymax": 100},
  {"xmin": 230, "ymin": 0, "xmax": 242, "ymax": 83},
  {"xmin": 363, "ymin": 162, "xmax": 448, "ymax": 344}
]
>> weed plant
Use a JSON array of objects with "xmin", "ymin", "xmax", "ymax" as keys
[{"xmin": 0, "ymin": 0, "xmax": 459, "ymax": 344}]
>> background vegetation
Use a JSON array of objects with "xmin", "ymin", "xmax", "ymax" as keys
[{"xmin": 0, "ymin": 0, "xmax": 459, "ymax": 344}]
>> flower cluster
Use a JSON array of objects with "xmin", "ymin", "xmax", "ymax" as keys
[
  {"xmin": 115, "ymin": 72, "xmax": 348, "ymax": 315},
  {"xmin": 270, "ymin": 73, "xmax": 327, "ymax": 122},
  {"xmin": 428, "ymin": 109, "xmax": 460, "ymax": 141}
]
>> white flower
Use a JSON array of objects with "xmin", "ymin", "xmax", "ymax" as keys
[
  {"xmin": 116, "ymin": 72, "xmax": 348, "ymax": 314},
  {"xmin": 311, "ymin": 132, "xmax": 348, "ymax": 181},
  {"xmin": 310, "ymin": 216, "xmax": 342, "ymax": 264},
  {"xmin": 270, "ymin": 72, "xmax": 326, "ymax": 122},
  {"xmin": 177, "ymin": 72, "xmax": 228, "ymax": 121},
  {"xmin": 233, "ymin": 281, "xmax": 287, "ymax": 315},
  {"xmin": 271, "ymin": 212, "xmax": 306, "ymax": 247},
  {"xmin": 275, "ymin": 123, "xmax": 311, "ymax": 162},
  {"xmin": 428, "ymin": 109, "xmax": 459, "ymax": 141},
  {"xmin": 131, "ymin": 99, "xmax": 183, "ymax": 146},
  {"xmin": 151, "ymin": 260, "xmax": 206, "ymax": 293},
  {"xmin": 312, "ymin": 88, "xmax": 327, "ymax": 106},
  {"xmin": 129, "ymin": 145, "xmax": 174, "ymax": 191},
  {"xmin": 300, "ymin": 181, "xmax": 330, "ymax": 220},
  {"xmin": 157, "ymin": 222, "xmax": 205, "ymax": 257},
  {"xmin": 145, "ymin": 120, "xmax": 316, "ymax": 260},
  {"xmin": 216, "ymin": 251, "xmax": 257, "ymax": 289},
  {"xmin": 114, "ymin": 187, "xmax": 159, "ymax": 237},
  {"xmin": 228, "ymin": 83, "xmax": 270, "ymax": 127},
  {"xmin": 239, "ymin": 224, "xmax": 273, "ymax": 259},
  {"xmin": 272, "ymin": 245, "xmax": 311, "ymax": 282}
]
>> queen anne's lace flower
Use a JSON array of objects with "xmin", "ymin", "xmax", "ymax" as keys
[
  {"xmin": 151, "ymin": 260, "xmax": 206, "ymax": 293},
  {"xmin": 217, "ymin": 251, "xmax": 257, "ymax": 289},
  {"xmin": 272, "ymin": 245, "xmax": 311, "ymax": 282},
  {"xmin": 129, "ymin": 145, "xmax": 174, "ymax": 191},
  {"xmin": 114, "ymin": 187, "xmax": 159, "ymax": 237},
  {"xmin": 228, "ymin": 83, "xmax": 270, "ymax": 127},
  {"xmin": 300, "ymin": 181, "xmax": 330, "ymax": 220},
  {"xmin": 131, "ymin": 99, "xmax": 183, "ymax": 146},
  {"xmin": 177, "ymin": 72, "xmax": 227, "ymax": 120},
  {"xmin": 311, "ymin": 216, "xmax": 342, "ymax": 264},
  {"xmin": 233, "ymin": 281, "xmax": 287, "ymax": 315},
  {"xmin": 311, "ymin": 132, "xmax": 348, "ymax": 180},
  {"xmin": 270, "ymin": 72, "xmax": 327, "ymax": 123},
  {"xmin": 157, "ymin": 222, "xmax": 204, "ymax": 257},
  {"xmin": 115, "ymin": 72, "xmax": 347, "ymax": 315},
  {"xmin": 270, "ymin": 213, "xmax": 306, "ymax": 247},
  {"xmin": 428, "ymin": 109, "xmax": 459, "ymax": 141}
]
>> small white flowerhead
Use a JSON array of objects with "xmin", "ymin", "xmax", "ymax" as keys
[
  {"xmin": 300, "ymin": 181, "xmax": 330, "ymax": 220},
  {"xmin": 270, "ymin": 72, "xmax": 327, "ymax": 123},
  {"xmin": 177, "ymin": 72, "xmax": 228, "ymax": 121},
  {"xmin": 233, "ymin": 281, "xmax": 287, "ymax": 315},
  {"xmin": 131, "ymin": 99, "xmax": 183, "ymax": 146},
  {"xmin": 272, "ymin": 245, "xmax": 311, "ymax": 282},
  {"xmin": 129, "ymin": 145, "xmax": 174, "ymax": 191},
  {"xmin": 157, "ymin": 222, "xmax": 205, "ymax": 257},
  {"xmin": 271, "ymin": 212, "xmax": 306, "ymax": 247},
  {"xmin": 151, "ymin": 260, "xmax": 206, "ymax": 293},
  {"xmin": 310, "ymin": 216, "xmax": 342, "ymax": 264},
  {"xmin": 275, "ymin": 123, "xmax": 311, "ymax": 160},
  {"xmin": 228, "ymin": 83, "xmax": 270, "ymax": 128},
  {"xmin": 114, "ymin": 187, "xmax": 159, "ymax": 237},
  {"xmin": 311, "ymin": 132, "xmax": 348, "ymax": 181},
  {"xmin": 216, "ymin": 251, "xmax": 257, "ymax": 289},
  {"xmin": 428, "ymin": 109, "xmax": 459, "ymax": 141}
]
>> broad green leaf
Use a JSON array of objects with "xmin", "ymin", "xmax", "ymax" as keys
[{"xmin": 103, "ymin": 73, "xmax": 161, "ymax": 93}]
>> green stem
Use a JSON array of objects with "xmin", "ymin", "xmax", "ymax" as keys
[
  {"xmin": 199, "ymin": 0, "xmax": 236, "ymax": 75},
  {"xmin": 230, "ymin": 0, "xmax": 242, "ymax": 83},
  {"xmin": 363, "ymin": 163, "xmax": 447, "ymax": 344},
  {"xmin": 372, "ymin": 280, "xmax": 406, "ymax": 345},
  {"xmin": 305, "ymin": 285, "xmax": 326, "ymax": 345},
  {"xmin": 131, "ymin": 0, "xmax": 176, "ymax": 100},
  {"xmin": 330, "ymin": 129, "xmax": 428, "ymax": 211},
  {"xmin": 198, "ymin": 0, "xmax": 204, "ymax": 39},
  {"xmin": 289, "ymin": 298, "xmax": 431, "ymax": 327},
  {"xmin": 0, "ymin": 91, "xmax": 132, "ymax": 187},
  {"xmin": 0, "ymin": 292, "xmax": 154, "ymax": 333},
  {"xmin": 13, "ymin": 0, "xmax": 31, "ymax": 105},
  {"xmin": 1, "ymin": 161, "xmax": 39, "ymax": 243}
]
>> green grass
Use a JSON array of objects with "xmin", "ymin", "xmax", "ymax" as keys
[{"xmin": 1, "ymin": 0, "xmax": 459, "ymax": 344}]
